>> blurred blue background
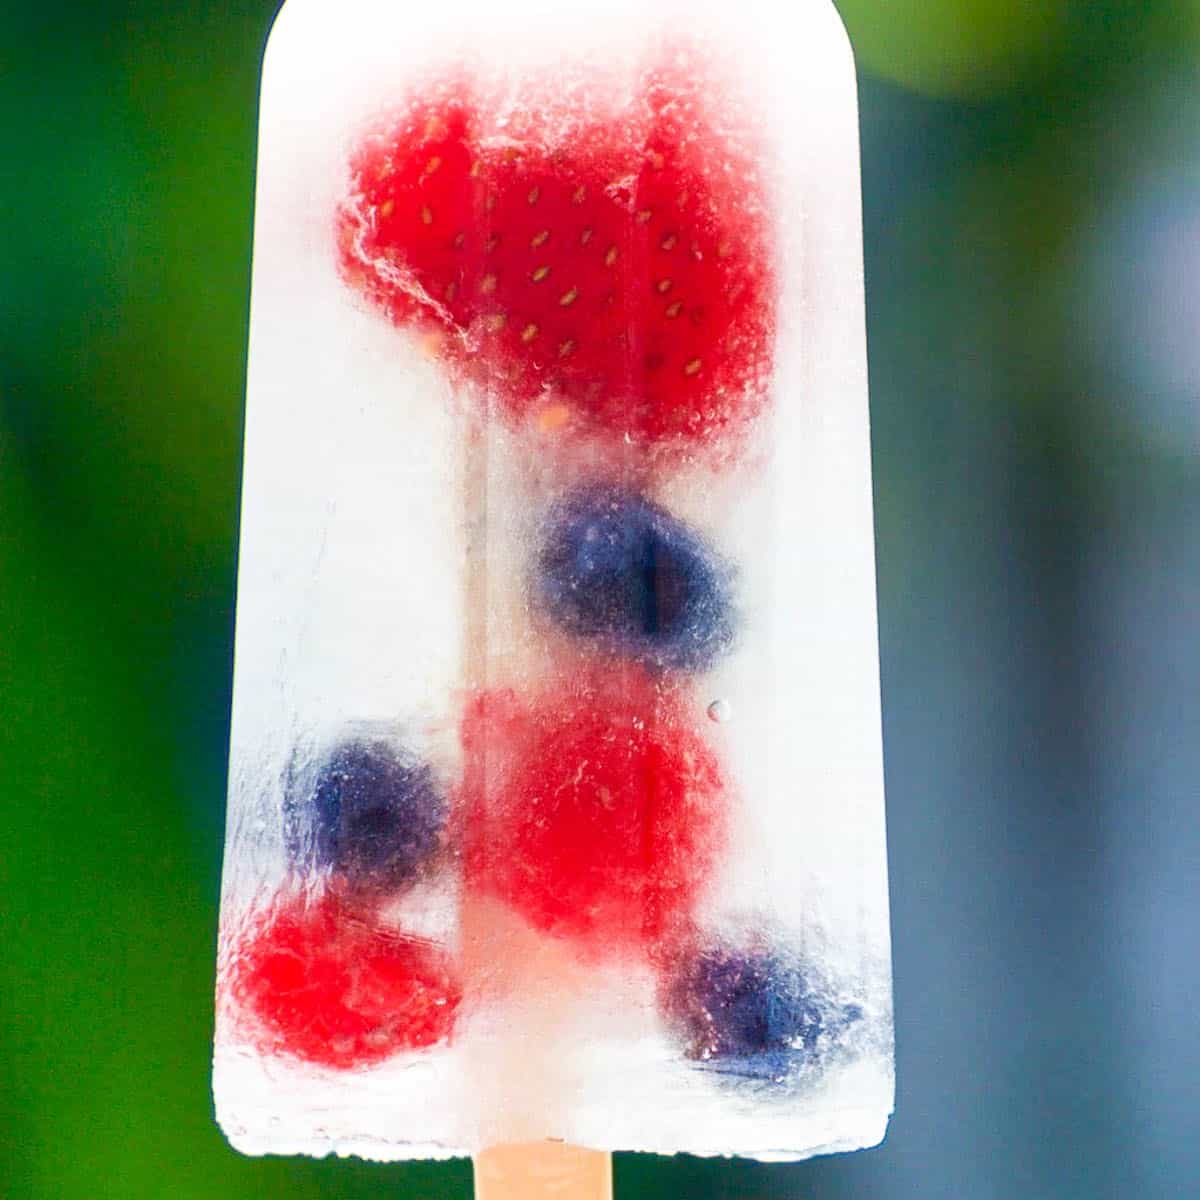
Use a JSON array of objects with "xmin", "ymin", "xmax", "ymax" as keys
[{"xmin": 3, "ymin": 2, "xmax": 1198, "ymax": 1196}]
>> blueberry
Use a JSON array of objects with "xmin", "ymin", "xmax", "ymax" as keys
[
  {"xmin": 663, "ymin": 944, "xmax": 860, "ymax": 1080},
  {"xmin": 534, "ymin": 487, "xmax": 735, "ymax": 672},
  {"xmin": 297, "ymin": 737, "xmax": 446, "ymax": 891}
]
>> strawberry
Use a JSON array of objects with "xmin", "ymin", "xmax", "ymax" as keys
[{"xmin": 338, "ymin": 58, "xmax": 775, "ymax": 450}]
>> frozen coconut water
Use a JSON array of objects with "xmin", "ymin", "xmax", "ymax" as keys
[{"xmin": 215, "ymin": 0, "xmax": 893, "ymax": 1164}]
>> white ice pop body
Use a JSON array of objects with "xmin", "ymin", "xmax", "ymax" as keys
[{"xmin": 215, "ymin": 0, "xmax": 892, "ymax": 1162}]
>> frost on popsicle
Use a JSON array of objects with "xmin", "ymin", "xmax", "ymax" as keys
[{"xmin": 337, "ymin": 49, "xmax": 775, "ymax": 454}]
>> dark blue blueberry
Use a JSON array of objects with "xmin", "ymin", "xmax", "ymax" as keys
[
  {"xmin": 664, "ymin": 944, "xmax": 861, "ymax": 1081},
  {"xmin": 298, "ymin": 737, "xmax": 446, "ymax": 891},
  {"xmin": 534, "ymin": 487, "xmax": 735, "ymax": 672}
]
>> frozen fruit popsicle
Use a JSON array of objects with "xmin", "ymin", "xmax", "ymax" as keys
[{"xmin": 214, "ymin": 0, "xmax": 893, "ymax": 1178}]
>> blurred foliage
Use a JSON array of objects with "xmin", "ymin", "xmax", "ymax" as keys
[
  {"xmin": 838, "ymin": 0, "xmax": 1071, "ymax": 97},
  {"xmin": 839, "ymin": 0, "xmax": 1200, "ymax": 98},
  {"xmin": 3, "ymin": 0, "xmax": 1199, "ymax": 1198}
]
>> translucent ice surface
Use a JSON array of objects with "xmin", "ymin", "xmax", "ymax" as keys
[{"xmin": 214, "ymin": 0, "xmax": 893, "ymax": 1163}]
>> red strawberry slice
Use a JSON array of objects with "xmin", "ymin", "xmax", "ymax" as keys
[{"xmin": 338, "ymin": 59, "xmax": 775, "ymax": 450}]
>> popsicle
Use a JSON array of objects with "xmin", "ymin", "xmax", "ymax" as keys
[{"xmin": 214, "ymin": 0, "xmax": 893, "ymax": 1175}]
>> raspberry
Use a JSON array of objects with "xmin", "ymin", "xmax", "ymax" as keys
[
  {"xmin": 460, "ymin": 672, "xmax": 726, "ymax": 953},
  {"xmin": 231, "ymin": 892, "xmax": 460, "ymax": 1069}
]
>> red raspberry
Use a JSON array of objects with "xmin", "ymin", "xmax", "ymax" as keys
[
  {"xmin": 230, "ymin": 891, "xmax": 460, "ymax": 1069},
  {"xmin": 459, "ymin": 670, "xmax": 727, "ymax": 954}
]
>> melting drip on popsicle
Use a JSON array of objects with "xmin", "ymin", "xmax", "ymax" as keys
[
  {"xmin": 288, "ymin": 735, "xmax": 447, "ymax": 893},
  {"xmin": 338, "ymin": 62, "xmax": 775, "ymax": 452},
  {"xmin": 231, "ymin": 892, "xmax": 461, "ymax": 1070},
  {"xmin": 533, "ymin": 486, "xmax": 736, "ymax": 672}
]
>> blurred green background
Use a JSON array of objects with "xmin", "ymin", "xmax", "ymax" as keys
[{"xmin": 3, "ymin": 1, "xmax": 1198, "ymax": 1196}]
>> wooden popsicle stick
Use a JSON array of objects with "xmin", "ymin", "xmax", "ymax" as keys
[{"xmin": 473, "ymin": 1143, "xmax": 613, "ymax": 1200}]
